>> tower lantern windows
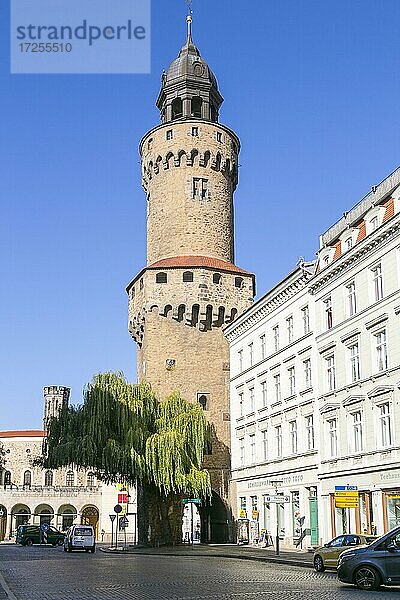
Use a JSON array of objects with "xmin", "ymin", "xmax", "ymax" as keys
[
  {"xmin": 156, "ymin": 272, "xmax": 168, "ymax": 284},
  {"xmin": 171, "ymin": 98, "xmax": 183, "ymax": 120},
  {"xmin": 191, "ymin": 96, "xmax": 202, "ymax": 118},
  {"xmin": 183, "ymin": 271, "xmax": 194, "ymax": 282}
]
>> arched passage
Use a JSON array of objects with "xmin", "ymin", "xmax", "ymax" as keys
[
  {"xmin": 200, "ymin": 492, "xmax": 231, "ymax": 543},
  {"xmin": 58, "ymin": 504, "xmax": 77, "ymax": 531},
  {"xmin": 11, "ymin": 504, "xmax": 30, "ymax": 534},
  {"xmin": 35, "ymin": 504, "xmax": 54, "ymax": 526},
  {"xmin": 81, "ymin": 506, "xmax": 99, "ymax": 539}
]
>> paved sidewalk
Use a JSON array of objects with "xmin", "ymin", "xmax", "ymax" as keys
[{"xmin": 100, "ymin": 543, "xmax": 314, "ymax": 568}]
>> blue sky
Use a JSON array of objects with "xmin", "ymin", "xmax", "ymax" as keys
[{"xmin": 1, "ymin": 0, "xmax": 400, "ymax": 430}]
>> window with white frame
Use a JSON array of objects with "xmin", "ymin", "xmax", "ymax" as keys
[
  {"xmin": 306, "ymin": 415, "xmax": 315, "ymax": 450},
  {"xmin": 239, "ymin": 438, "xmax": 245, "ymax": 466},
  {"xmin": 345, "ymin": 236, "xmax": 353, "ymax": 251},
  {"xmin": 249, "ymin": 434, "xmax": 256, "ymax": 463},
  {"xmin": 303, "ymin": 358, "xmax": 312, "ymax": 388},
  {"xmin": 260, "ymin": 334, "xmax": 266, "ymax": 360},
  {"xmin": 379, "ymin": 402, "xmax": 392, "ymax": 448},
  {"xmin": 289, "ymin": 420, "xmax": 298, "ymax": 454},
  {"xmin": 275, "ymin": 425, "xmax": 282, "ymax": 457},
  {"xmin": 325, "ymin": 355, "xmax": 336, "ymax": 391},
  {"xmin": 249, "ymin": 387, "xmax": 255, "ymax": 412},
  {"xmin": 352, "ymin": 410, "xmax": 363, "ymax": 453},
  {"xmin": 273, "ymin": 325, "xmax": 280, "ymax": 351},
  {"xmin": 66, "ymin": 470, "xmax": 75, "ymax": 487},
  {"xmin": 327, "ymin": 418, "xmax": 338, "ymax": 457},
  {"xmin": 249, "ymin": 342, "xmax": 254, "ymax": 367},
  {"xmin": 261, "ymin": 381, "xmax": 267, "ymax": 407},
  {"xmin": 346, "ymin": 282, "xmax": 357, "ymax": 317},
  {"xmin": 324, "ymin": 297, "xmax": 333, "ymax": 330},
  {"xmin": 349, "ymin": 342, "xmax": 361, "ymax": 382},
  {"xmin": 302, "ymin": 305, "xmax": 310, "ymax": 334},
  {"xmin": 273, "ymin": 373, "xmax": 281, "ymax": 402},
  {"xmin": 375, "ymin": 330, "xmax": 388, "ymax": 372},
  {"xmin": 288, "ymin": 366, "xmax": 296, "ymax": 396},
  {"xmin": 262, "ymin": 429, "xmax": 268, "ymax": 460},
  {"xmin": 370, "ymin": 216, "xmax": 379, "ymax": 232},
  {"xmin": 238, "ymin": 391, "xmax": 244, "ymax": 418},
  {"xmin": 287, "ymin": 316, "xmax": 294, "ymax": 344},
  {"xmin": 371, "ymin": 264, "xmax": 383, "ymax": 301},
  {"xmin": 238, "ymin": 349, "xmax": 243, "ymax": 372}
]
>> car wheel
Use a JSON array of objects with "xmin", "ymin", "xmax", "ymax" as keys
[
  {"xmin": 354, "ymin": 566, "xmax": 380, "ymax": 590},
  {"xmin": 57, "ymin": 539, "xmax": 64, "ymax": 546},
  {"xmin": 314, "ymin": 555, "xmax": 325, "ymax": 572},
  {"xmin": 63, "ymin": 546, "xmax": 67, "ymax": 552},
  {"xmin": 90, "ymin": 546, "xmax": 95, "ymax": 554},
  {"xmin": 67, "ymin": 544, "xmax": 72, "ymax": 553},
  {"xmin": 25, "ymin": 539, "xmax": 33, "ymax": 547}
]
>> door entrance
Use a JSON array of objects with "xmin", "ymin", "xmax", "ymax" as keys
[
  {"xmin": 81, "ymin": 506, "xmax": 99, "ymax": 539},
  {"xmin": 0, "ymin": 506, "xmax": 7, "ymax": 541},
  {"xmin": 309, "ymin": 491, "xmax": 319, "ymax": 546}
]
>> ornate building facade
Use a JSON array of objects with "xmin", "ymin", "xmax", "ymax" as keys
[
  {"xmin": 226, "ymin": 167, "xmax": 400, "ymax": 548},
  {"xmin": 126, "ymin": 16, "xmax": 255, "ymax": 541}
]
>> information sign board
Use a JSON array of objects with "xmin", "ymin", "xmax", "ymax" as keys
[{"xmin": 264, "ymin": 495, "xmax": 290, "ymax": 504}]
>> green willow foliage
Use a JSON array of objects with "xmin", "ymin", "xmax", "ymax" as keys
[{"xmin": 44, "ymin": 372, "xmax": 212, "ymax": 498}]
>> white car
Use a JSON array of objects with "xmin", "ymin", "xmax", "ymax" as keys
[{"xmin": 64, "ymin": 525, "xmax": 95, "ymax": 553}]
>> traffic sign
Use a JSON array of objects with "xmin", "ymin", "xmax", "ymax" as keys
[
  {"xmin": 41, "ymin": 522, "xmax": 50, "ymax": 532},
  {"xmin": 109, "ymin": 514, "xmax": 116, "ymax": 523},
  {"xmin": 182, "ymin": 498, "xmax": 202, "ymax": 505},
  {"xmin": 114, "ymin": 504, "xmax": 122, "ymax": 514},
  {"xmin": 119, "ymin": 516, "xmax": 129, "ymax": 529},
  {"xmin": 335, "ymin": 485, "xmax": 358, "ymax": 491},
  {"xmin": 264, "ymin": 495, "xmax": 290, "ymax": 504}
]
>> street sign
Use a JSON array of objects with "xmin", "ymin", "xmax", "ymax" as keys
[
  {"xmin": 264, "ymin": 495, "xmax": 290, "ymax": 504},
  {"xmin": 119, "ymin": 516, "xmax": 129, "ymax": 529},
  {"xmin": 335, "ymin": 485, "xmax": 358, "ymax": 491},
  {"xmin": 334, "ymin": 491, "xmax": 359, "ymax": 508},
  {"xmin": 41, "ymin": 522, "xmax": 50, "ymax": 532},
  {"xmin": 114, "ymin": 504, "xmax": 122, "ymax": 514},
  {"xmin": 182, "ymin": 498, "xmax": 202, "ymax": 505},
  {"xmin": 239, "ymin": 509, "xmax": 247, "ymax": 519},
  {"xmin": 109, "ymin": 514, "xmax": 116, "ymax": 523}
]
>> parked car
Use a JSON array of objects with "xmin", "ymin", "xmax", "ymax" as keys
[
  {"xmin": 313, "ymin": 533, "xmax": 377, "ymax": 571},
  {"xmin": 337, "ymin": 525, "xmax": 400, "ymax": 590},
  {"xmin": 16, "ymin": 524, "xmax": 65, "ymax": 547},
  {"xmin": 64, "ymin": 524, "xmax": 95, "ymax": 553}
]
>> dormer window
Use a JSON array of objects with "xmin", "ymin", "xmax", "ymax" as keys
[
  {"xmin": 156, "ymin": 272, "xmax": 167, "ymax": 284},
  {"xmin": 319, "ymin": 246, "xmax": 335, "ymax": 269},
  {"xmin": 345, "ymin": 237, "xmax": 353, "ymax": 250},
  {"xmin": 366, "ymin": 205, "xmax": 385, "ymax": 234}
]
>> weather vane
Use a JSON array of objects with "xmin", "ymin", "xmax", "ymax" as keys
[{"xmin": 186, "ymin": 0, "xmax": 193, "ymax": 15}]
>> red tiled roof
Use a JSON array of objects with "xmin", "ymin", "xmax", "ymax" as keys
[
  {"xmin": 332, "ymin": 241, "xmax": 341, "ymax": 261},
  {"xmin": 147, "ymin": 255, "xmax": 251, "ymax": 275},
  {"xmin": 383, "ymin": 197, "xmax": 395, "ymax": 223},
  {"xmin": 356, "ymin": 221, "xmax": 366, "ymax": 243},
  {"xmin": 0, "ymin": 430, "xmax": 45, "ymax": 438}
]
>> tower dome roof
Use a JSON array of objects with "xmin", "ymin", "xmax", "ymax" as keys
[{"xmin": 156, "ymin": 15, "xmax": 223, "ymax": 124}]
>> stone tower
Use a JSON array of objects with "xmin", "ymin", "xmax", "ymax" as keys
[
  {"xmin": 43, "ymin": 386, "xmax": 70, "ymax": 431},
  {"xmin": 127, "ymin": 15, "xmax": 254, "ymax": 541}
]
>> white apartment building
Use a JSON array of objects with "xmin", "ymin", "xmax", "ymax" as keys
[
  {"xmin": 225, "ymin": 261, "xmax": 319, "ymax": 549},
  {"xmin": 311, "ymin": 168, "xmax": 400, "ymax": 542},
  {"xmin": 225, "ymin": 166, "xmax": 400, "ymax": 548}
]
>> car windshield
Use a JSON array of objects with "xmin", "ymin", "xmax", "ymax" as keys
[{"xmin": 74, "ymin": 527, "xmax": 92, "ymax": 536}]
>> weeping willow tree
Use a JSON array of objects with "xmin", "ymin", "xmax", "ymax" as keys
[{"xmin": 43, "ymin": 372, "xmax": 211, "ymax": 544}]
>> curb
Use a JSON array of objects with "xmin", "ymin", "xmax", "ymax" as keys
[{"xmin": 99, "ymin": 548, "xmax": 312, "ymax": 568}]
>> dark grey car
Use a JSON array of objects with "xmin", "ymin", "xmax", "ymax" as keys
[{"xmin": 337, "ymin": 525, "xmax": 400, "ymax": 590}]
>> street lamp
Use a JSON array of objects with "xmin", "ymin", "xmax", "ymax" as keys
[{"xmin": 270, "ymin": 480, "xmax": 283, "ymax": 556}]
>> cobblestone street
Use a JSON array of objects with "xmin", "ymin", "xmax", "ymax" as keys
[{"xmin": 0, "ymin": 545, "xmax": 399, "ymax": 600}]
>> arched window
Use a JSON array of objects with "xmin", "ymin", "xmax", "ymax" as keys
[
  {"xmin": 156, "ymin": 272, "xmax": 167, "ymax": 284},
  {"xmin": 4, "ymin": 471, "xmax": 11, "ymax": 486},
  {"xmin": 23, "ymin": 470, "xmax": 31, "ymax": 487},
  {"xmin": 66, "ymin": 471, "xmax": 74, "ymax": 487},
  {"xmin": 191, "ymin": 96, "xmax": 202, "ymax": 118},
  {"xmin": 172, "ymin": 98, "xmax": 183, "ymax": 120},
  {"xmin": 235, "ymin": 277, "xmax": 244, "ymax": 288},
  {"xmin": 183, "ymin": 271, "xmax": 193, "ymax": 283},
  {"xmin": 213, "ymin": 273, "xmax": 221, "ymax": 284},
  {"xmin": 197, "ymin": 393, "xmax": 209, "ymax": 411},
  {"xmin": 87, "ymin": 472, "xmax": 96, "ymax": 487},
  {"xmin": 44, "ymin": 470, "xmax": 53, "ymax": 487}
]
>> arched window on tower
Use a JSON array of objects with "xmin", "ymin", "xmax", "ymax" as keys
[
  {"xmin": 44, "ymin": 470, "xmax": 53, "ymax": 487},
  {"xmin": 66, "ymin": 471, "xmax": 74, "ymax": 487},
  {"xmin": 172, "ymin": 98, "xmax": 183, "ymax": 120},
  {"xmin": 213, "ymin": 273, "xmax": 221, "ymax": 284},
  {"xmin": 183, "ymin": 271, "xmax": 193, "ymax": 282},
  {"xmin": 23, "ymin": 470, "xmax": 31, "ymax": 488},
  {"xmin": 191, "ymin": 96, "xmax": 202, "ymax": 118},
  {"xmin": 156, "ymin": 272, "xmax": 168, "ymax": 284},
  {"xmin": 4, "ymin": 471, "xmax": 11, "ymax": 487},
  {"xmin": 235, "ymin": 277, "xmax": 244, "ymax": 289},
  {"xmin": 197, "ymin": 393, "xmax": 210, "ymax": 411}
]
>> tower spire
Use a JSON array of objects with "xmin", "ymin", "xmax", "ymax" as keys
[{"xmin": 186, "ymin": 0, "xmax": 193, "ymax": 45}]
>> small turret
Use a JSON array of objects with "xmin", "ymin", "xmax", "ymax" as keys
[{"xmin": 43, "ymin": 386, "xmax": 70, "ymax": 431}]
